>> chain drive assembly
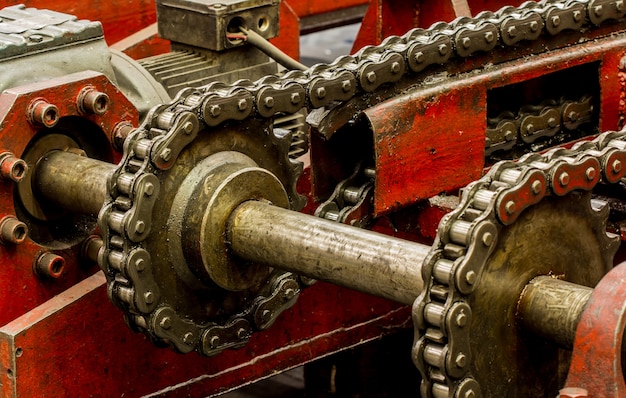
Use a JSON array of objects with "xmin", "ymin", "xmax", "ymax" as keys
[{"xmin": 96, "ymin": 0, "xmax": 626, "ymax": 378}]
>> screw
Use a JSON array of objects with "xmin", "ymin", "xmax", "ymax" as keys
[
  {"xmin": 366, "ymin": 71, "xmax": 377, "ymax": 84},
  {"xmin": 237, "ymin": 99, "xmax": 248, "ymax": 111},
  {"xmin": 209, "ymin": 105, "xmax": 221, "ymax": 117},
  {"xmin": 316, "ymin": 87, "xmax": 326, "ymax": 99},
  {"xmin": 551, "ymin": 15, "xmax": 561, "ymax": 27},
  {"xmin": 455, "ymin": 353, "xmax": 467, "ymax": 368},
  {"xmin": 29, "ymin": 100, "xmax": 59, "ymax": 128},
  {"xmin": 0, "ymin": 216, "xmax": 27, "ymax": 245},
  {"xmin": 160, "ymin": 148, "xmax": 172, "ymax": 162},
  {"xmin": 465, "ymin": 270, "xmax": 477, "ymax": 285},
  {"xmin": 135, "ymin": 220, "xmax": 145, "ymax": 234},
  {"xmin": 414, "ymin": 51, "xmax": 425, "ymax": 64},
  {"xmin": 144, "ymin": 291, "xmax": 154, "ymax": 304},
  {"xmin": 263, "ymin": 96, "xmax": 274, "ymax": 108},
  {"xmin": 585, "ymin": 167, "xmax": 597, "ymax": 181},
  {"xmin": 290, "ymin": 92, "xmax": 301, "ymax": 104},
  {"xmin": 78, "ymin": 88, "xmax": 109, "ymax": 115},
  {"xmin": 0, "ymin": 153, "xmax": 27, "ymax": 182},
  {"xmin": 531, "ymin": 180, "xmax": 543, "ymax": 195},
  {"xmin": 505, "ymin": 200, "xmax": 516, "ymax": 215},
  {"xmin": 183, "ymin": 332, "xmax": 194, "ymax": 345},
  {"xmin": 559, "ymin": 172, "xmax": 570, "ymax": 186},
  {"xmin": 341, "ymin": 80, "xmax": 352, "ymax": 92},
  {"xmin": 160, "ymin": 317, "xmax": 172, "ymax": 330},
  {"xmin": 390, "ymin": 61, "xmax": 400, "ymax": 74}
]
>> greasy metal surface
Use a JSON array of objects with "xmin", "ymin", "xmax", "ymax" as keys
[
  {"xmin": 563, "ymin": 261, "xmax": 626, "ymax": 396},
  {"xmin": 228, "ymin": 200, "xmax": 429, "ymax": 305},
  {"xmin": 464, "ymin": 193, "xmax": 614, "ymax": 397},
  {"xmin": 518, "ymin": 276, "xmax": 593, "ymax": 349}
]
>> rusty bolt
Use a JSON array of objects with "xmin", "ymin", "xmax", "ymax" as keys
[
  {"xmin": 531, "ymin": 180, "xmax": 543, "ymax": 195},
  {"xmin": 568, "ymin": 111, "xmax": 579, "ymax": 122},
  {"xmin": 183, "ymin": 332, "xmax": 194, "ymax": 345},
  {"xmin": 284, "ymin": 288, "xmax": 296, "ymax": 300},
  {"xmin": 505, "ymin": 200, "xmax": 517, "ymax": 215},
  {"xmin": 526, "ymin": 123, "xmax": 535, "ymax": 134},
  {"xmin": 0, "ymin": 152, "xmax": 28, "ymax": 182},
  {"xmin": 504, "ymin": 129, "xmax": 516, "ymax": 141},
  {"xmin": 585, "ymin": 167, "xmax": 597, "ymax": 181},
  {"xmin": 558, "ymin": 387, "xmax": 588, "ymax": 398},
  {"xmin": 78, "ymin": 88, "xmax": 109, "ymax": 115},
  {"xmin": 29, "ymin": 99, "xmax": 59, "ymax": 128},
  {"xmin": 0, "ymin": 216, "xmax": 27, "ymax": 245},
  {"xmin": 34, "ymin": 252, "xmax": 65, "ymax": 279},
  {"xmin": 559, "ymin": 172, "xmax": 570, "ymax": 186}
]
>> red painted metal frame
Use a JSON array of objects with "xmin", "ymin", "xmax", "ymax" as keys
[
  {"xmin": 362, "ymin": 32, "xmax": 626, "ymax": 215},
  {"xmin": 562, "ymin": 262, "xmax": 626, "ymax": 397}
]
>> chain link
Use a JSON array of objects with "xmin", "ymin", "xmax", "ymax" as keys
[{"xmin": 98, "ymin": 0, "xmax": 626, "ymax": 359}]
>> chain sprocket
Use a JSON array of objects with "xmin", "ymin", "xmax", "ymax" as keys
[{"xmin": 97, "ymin": 0, "xmax": 626, "ymax": 358}]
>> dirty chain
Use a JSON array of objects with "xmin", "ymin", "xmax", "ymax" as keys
[{"xmin": 97, "ymin": 0, "xmax": 626, "ymax": 364}]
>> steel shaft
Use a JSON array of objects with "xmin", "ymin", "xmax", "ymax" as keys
[{"xmin": 227, "ymin": 200, "xmax": 429, "ymax": 305}]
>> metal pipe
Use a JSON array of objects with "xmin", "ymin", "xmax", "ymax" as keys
[
  {"xmin": 227, "ymin": 200, "xmax": 429, "ymax": 305},
  {"xmin": 517, "ymin": 276, "xmax": 593, "ymax": 349},
  {"xmin": 33, "ymin": 150, "xmax": 114, "ymax": 216}
]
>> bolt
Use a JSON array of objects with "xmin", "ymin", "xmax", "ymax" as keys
[
  {"xmin": 526, "ymin": 123, "xmax": 535, "ymax": 134},
  {"xmin": 182, "ymin": 121, "xmax": 194, "ymax": 134},
  {"xmin": 144, "ymin": 291, "xmax": 154, "ymax": 304},
  {"xmin": 485, "ymin": 137, "xmax": 492, "ymax": 146},
  {"xmin": 390, "ymin": 61, "xmax": 400, "ymax": 74},
  {"xmin": 209, "ymin": 335, "xmax": 220, "ymax": 348},
  {"xmin": 79, "ymin": 88, "xmax": 109, "ymax": 115},
  {"xmin": 414, "ymin": 51, "xmax": 425, "ymax": 64},
  {"xmin": 29, "ymin": 100, "xmax": 59, "ymax": 128},
  {"xmin": 573, "ymin": 10, "xmax": 582, "ymax": 22},
  {"xmin": 34, "ymin": 252, "xmax": 65, "ymax": 279},
  {"xmin": 0, "ymin": 216, "xmax": 27, "ymax": 245},
  {"xmin": 531, "ymin": 180, "xmax": 543, "ymax": 195},
  {"xmin": 594, "ymin": 5, "xmax": 604, "ymax": 16},
  {"xmin": 558, "ymin": 387, "xmax": 588, "ymax": 398},
  {"xmin": 484, "ymin": 31, "xmax": 494, "ymax": 43},
  {"xmin": 160, "ymin": 317, "xmax": 172, "ymax": 330},
  {"xmin": 182, "ymin": 332, "xmax": 194, "ymax": 345},
  {"xmin": 482, "ymin": 232, "xmax": 493, "ymax": 246},
  {"xmin": 505, "ymin": 200, "xmax": 516, "ymax": 215},
  {"xmin": 237, "ymin": 328, "xmax": 247, "ymax": 339},
  {"xmin": 568, "ymin": 111, "xmax": 579, "ymax": 122},
  {"xmin": 547, "ymin": 117, "xmax": 557, "ymax": 128},
  {"xmin": 551, "ymin": 15, "xmax": 561, "ymax": 27},
  {"xmin": 237, "ymin": 99, "xmax": 248, "ymax": 111},
  {"xmin": 261, "ymin": 309, "xmax": 272, "ymax": 323},
  {"xmin": 0, "ymin": 153, "xmax": 27, "ymax": 182},
  {"xmin": 290, "ymin": 92, "xmax": 301, "ymax": 104},
  {"xmin": 135, "ymin": 220, "xmax": 146, "ymax": 234},
  {"xmin": 144, "ymin": 182, "xmax": 155, "ymax": 197},
  {"xmin": 613, "ymin": 159, "xmax": 623, "ymax": 173},
  {"xmin": 366, "ymin": 71, "xmax": 377, "ymax": 84},
  {"xmin": 209, "ymin": 105, "xmax": 221, "ymax": 117},
  {"xmin": 29, "ymin": 34, "xmax": 43, "ymax": 43},
  {"xmin": 559, "ymin": 172, "xmax": 570, "ymax": 186},
  {"xmin": 316, "ymin": 87, "xmax": 326, "ymax": 99},
  {"xmin": 341, "ymin": 80, "xmax": 352, "ymax": 92},
  {"xmin": 530, "ymin": 21, "xmax": 539, "ymax": 32},
  {"xmin": 585, "ymin": 167, "xmax": 596, "ymax": 181},
  {"xmin": 455, "ymin": 353, "xmax": 467, "ymax": 368},
  {"xmin": 461, "ymin": 37, "xmax": 471, "ymax": 49},
  {"xmin": 160, "ymin": 148, "xmax": 172, "ymax": 162},
  {"xmin": 263, "ymin": 96, "xmax": 274, "ymax": 108},
  {"xmin": 284, "ymin": 288, "xmax": 296, "ymax": 300},
  {"xmin": 135, "ymin": 258, "xmax": 145, "ymax": 272},
  {"xmin": 504, "ymin": 130, "xmax": 516, "ymax": 141},
  {"xmin": 438, "ymin": 44, "xmax": 448, "ymax": 56},
  {"xmin": 507, "ymin": 26, "xmax": 517, "ymax": 38},
  {"xmin": 456, "ymin": 312, "xmax": 468, "ymax": 327},
  {"xmin": 465, "ymin": 270, "xmax": 477, "ymax": 285}
]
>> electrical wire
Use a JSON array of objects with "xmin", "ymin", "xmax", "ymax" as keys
[{"xmin": 238, "ymin": 27, "xmax": 308, "ymax": 71}]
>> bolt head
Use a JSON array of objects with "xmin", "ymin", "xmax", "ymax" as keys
[
  {"xmin": 209, "ymin": 335, "xmax": 220, "ymax": 348},
  {"xmin": 482, "ymin": 232, "xmax": 494, "ymax": 246},
  {"xmin": 438, "ymin": 44, "xmax": 448, "ymax": 56},
  {"xmin": 135, "ymin": 220, "xmax": 146, "ymax": 234},
  {"xmin": 160, "ymin": 148, "xmax": 172, "ymax": 162},
  {"xmin": 529, "ymin": 21, "xmax": 539, "ymax": 32},
  {"xmin": 551, "ymin": 15, "xmax": 561, "ymax": 27},
  {"xmin": 236, "ymin": 328, "xmax": 247, "ymax": 339},
  {"xmin": 144, "ymin": 182, "xmax": 155, "ymax": 197},
  {"xmin": 390, "ymin": 61, "xmax": 400, "ymax": 74},
  {"xmin": 237, "ymin": 99, "xmax": 248, "ymax": 111},
  {"xmin": 264, "ymin": 97, "xmax": 274, "ymax": 108},
  {"xmin": 160, "ymin": 316, "xmax": 172, "ymax": 329},
  {"xmin": 573, "ymin": 10, "xmax": 582, "ymax": 22},
  {"xmin": 461, "ymin": 37, "xmax": 471, "ymax": 48},
  {"xmin": 209, "ymin": 105, "xmax": 221, "ymax": 117},
  {"xmin": 504, "ymin": 130, "xmax": 516, "ymax": 141},
  {"xmin": 135, "ymin": 258, "xmax": 145, "ymax": 272},
  {"xmin": 182, "ymin": 121, "xmax": 194, "ymax": 134},
  {"xmin": 341, "ymin": 80, "xmax": 352, "ymax": 92},
  {"xmin": 316, "ymin": 87, "xmax": 326, "ymax": 99},
  {"xmin": 290, "ymin": 92, "xmax": 301, "ymax": 104},
  {"xmin": 144, "ymin": 291, "xmax": 154, "ymax": 304},
  {"xmin": 456, "ymin": 312, "xmax": 468, "ymax": 327},
  {"xmin": 531, "ymin": 180, "xmax": 543, "ymax": 195},
  {"xmin": 261, "ymin": 309, "xmax": 272, "ymax": 323},
  {"xmin": 613, "ymin": 159, "xmax": 623, "ymax": 173},
  {"xmin": 507, "ymin": 26, "xmax": 517, "ymax": 37},
  {"xmin": 465, "ymin": 270, "xmax": 477, "ymax": 285},
  {"xmin": 366, "ymin": 71, "xmax": 377, "ymax": 84},
  {"xmin": 559, "ymin": 172, "xmax": 570, "ymax": 186},
  {"xmin": 594, "ymin": 5, "xmax": 604, "ymax": 16},
  {"xmin": 414, "ymin": 51, "xmax": 425, "ymax": 64},
  {"xmin": 284, "ymin": 288, "xmax": 296, "ymax": 300},
  {"xmin": 484, "ymin": 31, "xmax": 494, "ymax": 43},
  {"xmin": 455, "ymin": 353, "xmax": 467, "ymax": 368},
  {"xmin": 183, "ymin": 332, "xmax": 194, "ymax": 345},
  {"xmin": 585, "ymin": 167, "xmax": 597, "ymax": 181}
]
